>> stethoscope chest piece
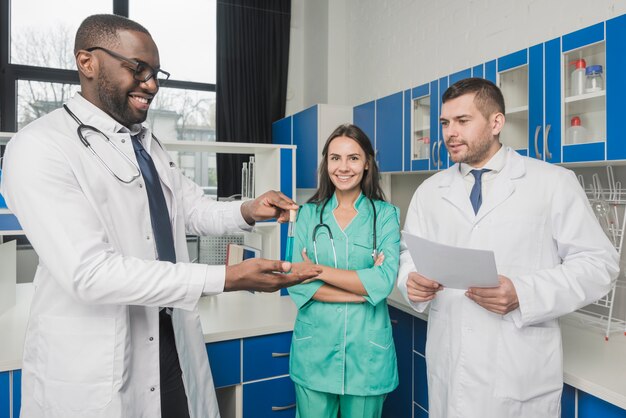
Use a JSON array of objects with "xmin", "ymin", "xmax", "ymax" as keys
[{"xmin": 311, "ymin": 197, "xmax": 378, "ymax": 268}]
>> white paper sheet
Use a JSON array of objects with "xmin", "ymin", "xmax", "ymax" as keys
[{"xmin": 402, "ymin": 231, "xmax": 499, "ymax": 289}]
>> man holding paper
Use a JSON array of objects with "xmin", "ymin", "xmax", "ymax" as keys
[{"xmin": 397, "ymin": 77, "xmax": 619, "ymax": 418}]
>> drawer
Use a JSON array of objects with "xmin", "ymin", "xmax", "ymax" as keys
[
  {"xmin": 243, "ymin": 332, "xmax": 292, "ymax": 382},
  {"xmin": 206, "ymin": 339, "xmax": 241, "ymax": 388},
  {"xmin": 243, "ymin": 376, "xmax": 296, "ymax": 418}
]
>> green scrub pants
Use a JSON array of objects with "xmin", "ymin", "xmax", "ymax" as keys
[{"xmin": 294, "ymin": 383, "xmax": 386, "ymax": 418}]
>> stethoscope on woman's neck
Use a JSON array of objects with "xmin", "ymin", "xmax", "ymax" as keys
[{"xmin": 312, "ymin": 195, "xmax": 378, "ymax": 268}]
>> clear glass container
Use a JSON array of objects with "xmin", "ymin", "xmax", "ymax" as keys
[{"xmin": 585, "ymin": 65, "xmax": 604, "ymax": 93}]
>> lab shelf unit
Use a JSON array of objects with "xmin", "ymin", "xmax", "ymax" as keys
[{"xmin": 356, "ymin": 14, "xmax": 626, "ymax": 174}]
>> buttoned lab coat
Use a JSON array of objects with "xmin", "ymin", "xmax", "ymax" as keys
[
  {"xmin": 1, "ymin": 94, "xmax": 251, "ymax": 418},
  {"xmin": 289, "ymin": 194, "xmax": 400, "ymax": 396},
  {"xmin": 397, "ymin": 148, "xmax": 619, "ymax": 418}
]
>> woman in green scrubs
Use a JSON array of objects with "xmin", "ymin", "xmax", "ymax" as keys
[{"xmin": 289, "ymin": 124, "xmax": 400, "ymax": 417}]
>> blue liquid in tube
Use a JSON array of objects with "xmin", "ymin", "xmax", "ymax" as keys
[{"xmin": 285, "ymin": 209, "xmax": 296, "ymax": 262}]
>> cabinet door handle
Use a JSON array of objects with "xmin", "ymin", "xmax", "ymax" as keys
[
  {"xmin": 437, "ymin": 139, "xmax": 443, "ymax": 168},
  {"xmin": 431, "ymin": 140, "xmax": 439, "ymax": 167},
  {"xmin": 271, "ymin": 352, "xmax": 290, "ymax": 358},
  {"xmin": 390, "ymin": 319, "xmax": 399, "ymax": 325},
  {"xmin": 533, "ymin": 125, "xmax": 542, "ymax": 159},
  {"xmin": 271, "ymin": 403, "xmax": 296, "ymax": 411},
  {"xmin": 544, "ymin": 124, "xmax": 552, "ymax": 160}
]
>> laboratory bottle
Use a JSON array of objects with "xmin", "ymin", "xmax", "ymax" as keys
[
  {"xmin": 241, "ymin": 162, "xmax": 248, "ymax": 198},
  {"xmin": 248, "ymin": 156, "xmax": 255, "ymax": 198},
  {"xmin": 565, "ymin": 116, "xmax": 588, "ymax": 145},
  {"xmin": 421, "ymin": 137, "xmax": 430, "ymax": 160},
  {"xmin": 569, "ymin": 59, "xmax": 587, "ymax": 96},
  {"xmin": 585, "ymin": 65, "xmax": 604, "ymax": 93}
]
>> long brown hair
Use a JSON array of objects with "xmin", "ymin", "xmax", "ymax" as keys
[{"xmin": 308, "ymin": 123, "xmax": 386, "ymax": 204}]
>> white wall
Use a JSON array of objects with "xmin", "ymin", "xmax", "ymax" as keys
[{"xmin": 286, "ymin": 0, "xmax": 626, "ymax": 113}]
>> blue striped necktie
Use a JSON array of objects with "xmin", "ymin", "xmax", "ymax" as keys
[{"xmin": 470, "ymin": 169, "xmax": 490, "ymax": 214}]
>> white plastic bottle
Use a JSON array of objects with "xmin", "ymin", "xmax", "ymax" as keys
[
  {"xmin": 569, "ymin": 59, "xmax": 587, "ymax": 96},
  {"xmin": 565, "ymin": 116, "xmax": 588, "ymax": 145}
]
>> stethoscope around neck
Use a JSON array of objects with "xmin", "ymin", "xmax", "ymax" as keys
[
  {"xmin": 312, "ymin": 196, "xmax": 378, "ymax": 268},
  {"xmin": 63, "ymin": 104, "xmax": 142, "ymax": 184}
]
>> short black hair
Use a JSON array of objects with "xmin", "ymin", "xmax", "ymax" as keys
[
  {"xmin": 74, "ymin": 14, "xmax": 151, "ymax": 54},
  {"xmin": 442, "ymin": 77, "xmax": 506, "ymax": 119}
]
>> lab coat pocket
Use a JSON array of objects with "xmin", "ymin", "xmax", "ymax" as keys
[
  {"xmin": 488, "ymin": 215, "xmax": 545, "ymax": 271},
  {"xmin": 494, "ymin": 321, "xmax": 562, "ymax": 402},
  {"xmin": 36, "ymin": 315, "xmax": 116, "ymax": 411},
  {"xmin": 367, "ymin": 327, "xmax": 397, "ymax": 391}
]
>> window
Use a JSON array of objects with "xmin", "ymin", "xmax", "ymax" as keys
[{"xmin": 1, "ymin": 0, "xmax": 217, "ymax": 168}]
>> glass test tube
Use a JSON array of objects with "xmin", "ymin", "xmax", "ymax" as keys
[{"xmin": 285, "ymin": 209, "xmax": 296, "ymax": 262}]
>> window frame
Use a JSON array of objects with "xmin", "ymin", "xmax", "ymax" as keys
[{"xmin": 0, "ymin": 0, "xmax": 216, "ymax": 132}]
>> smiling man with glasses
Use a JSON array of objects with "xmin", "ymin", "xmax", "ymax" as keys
[
  {"xmin": 84, "ymin": 45, "xmax": 170, "ymax": 84},
  {"xmin": 1, "ymin": 13, "xmax": 320, "ymax": 418}
]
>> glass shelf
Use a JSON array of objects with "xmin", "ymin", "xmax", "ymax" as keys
[
  {"xmin": 412, "ymin": 96, "xmax": 431, "ymax": 161},
  {"xmin": 499, "ymin": 65, "xmax": 529, "ymax": 151},
  {"xmin": 563, "ymin": 42, "xmax": 606, "ymax": 146}
]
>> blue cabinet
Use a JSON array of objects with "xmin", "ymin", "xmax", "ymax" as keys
[
  {"xmin": 13, "ymin": 370, "xmax": 20, "ymax": 418},
  {"xmin": 562, "ymin": 383, "xmax": 576, "ymax": 418},
  {"xmin": 206, "ymin": 339, "xmax": 241, "ymax": 388},
  {"xmin": 383, "ymin": 306, "xmax": 413, "ymax": 418},
  {"xmin": 413, "ymin": 352, "xmax": 428, "ymax": 412},
  {"xmin": 0, "ymin": 372, "xmax": 8, "ymax": 418},
  {"xmin": 497, "ymin": 48, "xmax": 530, "ymax": 156},
  {"xmin": 579, "ymin": 390, "xmax": 626, "ymax": 418},
  {"xmin": 406, "ymin": 83, "xmax": 432, "ymax": 172},
  {"xmin": 435, "ymin": 77, "xmax": 450, "ymax": 170},
  {"xmin": 413, "ymin": 317, "xmax": 428, "ymax": 413},
  {"xmin": 243, "ymin": 332, "xmax": 291, "ymax": 382},
  {"xmin": 272, "ymin": 105, "xmax": 352, "ymax": 189},
  {"xmin": 353, "ymin": 100, "xmax": 376, "ymax": 143},
  {"xmin": 376, "ymin": 92, "xmax": 404, "ymax": 172},
  {"xmin": 292, "ymin": 106, "xmax": 318, "ymax": 189},
  {"xmin": 207, "ymin": 332, "xmax": 295, "ymax": 418},
  {"xmin": 606, "ymin": 14, "xmax": 626, "ymax": 161},
  {"xmin": 243, "ymin": 376, "xmax": 296, "ymax": 418}
]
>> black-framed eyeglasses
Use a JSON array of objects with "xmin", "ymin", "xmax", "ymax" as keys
[{"xmin": 85, "ymin": 46, "xmax": 170, "ymax": 84}]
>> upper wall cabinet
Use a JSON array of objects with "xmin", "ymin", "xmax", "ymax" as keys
[
  {"xmin": 358, "ymin": 14, "xmax": 626, "ymax": 174},
  {"xmin": 272, "ymin": 104, "xmax": 352, "ymax": 189},
  {"xmin": 376, "ymin": 92, "xmax": 404, "ymax": 173},
  {"xmin": 495, "ymin": 17, "xmax": 626, "ymax": 165},
  {"xmin": 497, "ymin": 48, "xmax": 531, "ymax": 157}
]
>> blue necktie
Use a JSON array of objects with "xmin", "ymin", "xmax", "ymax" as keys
[
  {"xmin": 470, "ymin": 169, "xmax": 490, "ymax": 214},
  {"xmin": 132, "ymin": 135, "xmax": 187, "ymax": 406},
  {"xmin": 131, "ymin": 135, "xmax": 176, "ymax": 263}
]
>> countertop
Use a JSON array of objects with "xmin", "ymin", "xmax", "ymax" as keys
[{"xmin": 1, "ymin": 284, "xmax": 625, "ymax": 410}]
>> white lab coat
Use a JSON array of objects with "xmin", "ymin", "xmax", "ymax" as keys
[
  {"xmin": 1, "ymin": 93, "xmax": 250, "ymax": 418},
  {"xmin": 397, "ymin": 148, "xmax": 619, "ymax": 418}
]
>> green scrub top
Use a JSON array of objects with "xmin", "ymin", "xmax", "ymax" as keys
[{"xmin": 288, "ymin": 193, "xmax": 400, "ymax": 396}]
